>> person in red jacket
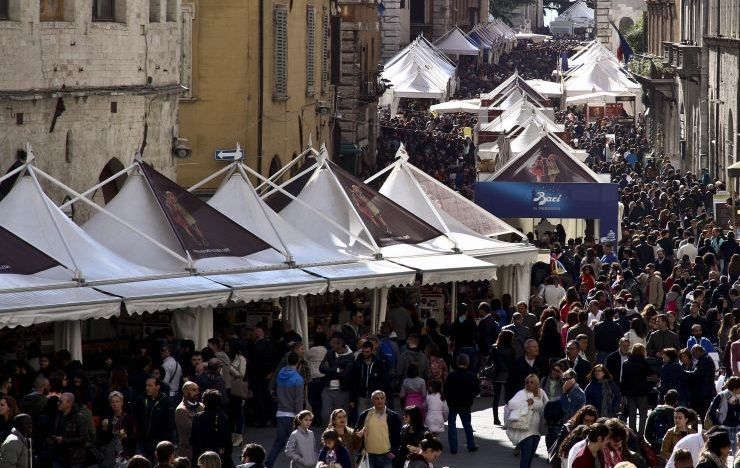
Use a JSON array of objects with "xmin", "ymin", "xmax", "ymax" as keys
[{"xmin": 572, "ymin": 423, "xmax": 609, "ymax": 468}]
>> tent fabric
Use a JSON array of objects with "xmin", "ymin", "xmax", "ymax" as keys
[
  {"xmin": 0, "ymin": 287, "xmax": 121, "ymax": 327},
  {"xmin": 479, "ymin": 100, "xmax": 564, "ymax": 133},
  {"xmin": 0, "ymin": 224, "xmax": 61, "ymax": 275},
  {"xmin": 515, "ymin": 32, "xmax": 551, "ymax": 43},
  {"xmin": 389, "ymin": 254, "xmax": 496, "ymax": 285},
  {"xmin": 565, "ymin": 91, "xmax": 636, "ymax": 105},
  {"xmin": 382, "ymin": 37, "xmax": 456, "ymax": 101},
  {"xmin": 0, "ymin": 176, "xmax": 167, "ymax": 283},
  {"xmin": 525, "ymin": 79, "xmax": 563, "ymax": 98},
  {"xmin": 564, "ymin": 59, "xmax": 642, "ymax": 95},
  {"xmin": 477, "ymin": 122, "xmax": 544, "ymax": 161},
  {"xmin": 303, "ymin": 260, "xmax": 417, "ymax": 292},
  {"xmin": 486, "ymin": 133, "xmax": 602, "ymax": 183},
  {"xmin": 55, "ymin": 321, "xmax": 83, "ymax": 362},
  {"xmin": 94, "ymin": 276, "xmax": 231, "ymax": 315},
  {"xmin": 171, "ymin": 306, "xmax": 213, "ymax": 350},
  {"xmin": 285, "ymin": 296, "xmax": 309, "ymax": 344},
  {"xmin": 480, "ymin": 72, "xmax": 548, "ymax": 103},
  {"xmin": 205, "ymin": 268, "xmax": 328, "ymax": 304},
  {"xmin": 434, "ymin": 26, "xmax": 481, "ymax": 55},
  {"xmin": 430, "ymin": 99, "xmax": 482, "ymax": 114},
  {"xmin": 208, "ymin": 172, "xmax": 354, "ymax": 266}
]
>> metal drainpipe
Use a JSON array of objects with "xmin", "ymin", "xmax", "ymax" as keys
[{"xmin": 258, "ymin": 0, "xmax": 265, "ymax": 175}]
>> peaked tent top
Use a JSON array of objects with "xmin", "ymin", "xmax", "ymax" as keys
[
  {"xmin": 487, "ymin": 132, "xmax": 602, "ymax": 183},
  {"xmin": 478, "ymin": 121, "xmax": 544, "ymax": 160},
  {"xmin": 374, "ymin": 145, "xmax": 525, "ymax": 239},
  {"xmin": 480, "ymin": 71, "xmax": 548, "ymax": 103},
  {"xmin": 558, "ymin": 0, "xmax": 594, "ymax": 21},
  {"xmin": 479, "ymin": 100, "xmax": 564, "ymax": 133},
  {"xmin": 434, "ymin": 26, "xmax": 481, "ymax": 56}
]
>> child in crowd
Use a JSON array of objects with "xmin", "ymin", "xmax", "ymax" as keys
[{"xmin": 285, "ymin": 410, "xmax": 317, "ymax": 468}]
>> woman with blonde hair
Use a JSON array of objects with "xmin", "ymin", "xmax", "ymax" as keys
[
  {"xmin": 505, "ymin": 374, "xmax": 548, "ymax": 468},
  {"xmin": 326, "ymin": 408, "xmax": 360, "ymax": 465},
  {"xmin": 197, "ymin": 451, "xmax": 222, "ymax": 468}
]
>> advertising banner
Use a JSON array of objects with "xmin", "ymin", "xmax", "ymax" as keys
[
  {"xmin": 0, "ymin": 225, "xmax": 60, "ymax": 274},
  {"xmin": 140, "ymin": 162, "xmax": 273, "ymax": 260},
  {"xmin": 474, "ymin": 181, "xmax": 619, "ymax": 241}
]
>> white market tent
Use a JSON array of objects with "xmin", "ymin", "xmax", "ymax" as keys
[
  {"xmin": 563, "ymin": 59, "xmax": 642, "ymax": 96},
  {"xmin": 565, "ymin": 90, "xmax": 638, "ymax": 105},
  {"xmin": 381, "ymin": 36, "xmax": 456, "ymax": 101},
  {"xmin": 515, "ymin": 32, "xmax": 551, "ymax": 43},
  {"xmin": 480, "ymin": 71, "xmax": 549, "ymax": 105},
  {"xmin": 525, "ymin": 79, "xmax": 563, "ymax": 98},
  {"xmin": 263, "ymin": 147, "xmax": 497, "ymax": 283},
  {"xmin": 479, "ymin": 99, "xmax": 564, "ymax": 134},
  {"xmin": 367, "ymin": 145, "xmax": 538, "ymax": 303},
  {"xmin": 550, "ymin": 0, "xmax": 594, "ymax": 36},
  {"xmin": 478, "ymin": 121, "xmax": 544, "ymax": 162},
  {"xmin": 434, "ymin": 26, "xmax": 481, "ymax": 56},
  {"xmin": 430, "ymin": 98, "xmax": 482, "ymax": 114}
]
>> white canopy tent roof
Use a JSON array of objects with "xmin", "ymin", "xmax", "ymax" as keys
[
  {"xmin": 479, "ymin": 100, "xmax": 564, "ymax": 133},
  {"xmin": 478, "ymin": 122, "xmax": 544, "ymax": 161},
  {"xmin": 480, "ymin": 71, "xmax": 549, "ymax": 104},
  {"xmin": 434, "ymin": 26, "xmax": 481, "ymax": 55},
  {"xmin": 525, "ymin": 79, "xmax": 563, "ymax": 98},
  {"xmin": 302, "ymin": 261, "xmax": 416, "ymax": 292},
  {"xmin": 564, "ymin": 59, "xmax": 642, "ymax": 96},
  {"xmin": 565, "ymin": 90, "xmax": 637, "ymax": 105},
  {"xmin": 557, "ymin": 0, "xmax": 594, "ymax": 27},
  {"xmin": 368, "ymin": 145, "xmax": 538, "ymax": 268},
  {"xmin": 382, "ymin": 37, "xmax": 456, "ymax": 100},
  {"xmin": 430, "ymin": 99, "xmax": 482, "ymax": 114},
  {"xmin": 0, "ymin": 287, "xmax": 121, "ymax": 328},
  {"xmin": 515, "ymin": 32, "xmax": 551, "ymax": 43},
  {"xmin": 264, "ymin": 147, "xmax": 497, "ymax": 285}
]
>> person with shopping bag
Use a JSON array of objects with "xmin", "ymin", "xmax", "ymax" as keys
[{"xmin": 505, "ymin": 374, "xmax": 549, "ymax": 468}]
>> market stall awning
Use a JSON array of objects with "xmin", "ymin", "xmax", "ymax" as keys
[
  {"xmin": 389, "ymin": 254, "xmax": 496, "ymax": 285},
  {"xmin": 205, "ymin": 268, "xmax": 328, "ymax": 304},
  {"xmin": 0, "ymin": 287, "xmax": 121, "ymax": 328},
  {"xmin": 94, "ymin": 276, "xmax": 231, "ymax": 315},
  {"xmin": 303, "ymin": 260, "xmax": 417, "ymax": 292},
  {"xmin": 434, "ymin": 26, "xmax": 481, "ymax": 55}
]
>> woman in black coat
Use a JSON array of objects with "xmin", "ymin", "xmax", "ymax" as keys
[
  {"xmin": 190, "ymin": 389, "xmax": 233, "ymax": 468},
  {"xmin": 619, "ymin": 343, "xmax": 655, "ymax": 438},
  {"xmin": 538, "ymin": 317, "xmax": 564, "ymax": 363},
  {"xmin": 488, "ymin": 329, "xmax": 516, "ymax": 426}
]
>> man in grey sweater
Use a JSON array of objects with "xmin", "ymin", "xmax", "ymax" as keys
[
  {"xmin": 646, "ymin": 314, "xmax": 680, "ymax": 358},
  {"xmin": 265, "ymin": 352, "xmax": 305, "ymax": 468}
]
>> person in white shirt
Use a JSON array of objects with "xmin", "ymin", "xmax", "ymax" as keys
[
  {"xmin": 665, "ymin": 425, "xmax": 728, "ymax": 468},
  {"xmin": 676, "ymin": 237, "xmax": 699, "ymax": 262},
  {"xmin": 540, "ymin": 276, "xmax": 566, "ymax": 308},
  {"xmin": 160, "ymin": 344, "xmax": 182, "ymax": 399}
]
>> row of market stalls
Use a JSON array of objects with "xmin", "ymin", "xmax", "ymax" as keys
[
  {"xmin": 0, "ymin": 144, "xmax": 538, "ymax": 361},
  {"xmin": 380, "ymin": 20, "xmax": 519, "ymax": 113}
]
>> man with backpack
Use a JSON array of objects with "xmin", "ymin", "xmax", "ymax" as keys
[{"xmin": 644, "ymin": 389, "xmax": 678, "ymax": 452}]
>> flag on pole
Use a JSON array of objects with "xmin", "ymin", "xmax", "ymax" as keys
[{"xmin": 611, "ymin": 21, "xmax": 634, "ymax": 63}]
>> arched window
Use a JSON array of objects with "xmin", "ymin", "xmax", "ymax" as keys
[
  {"xmin": 618, "ymin": 17, "xmax": 634, "ymax": 33},
  {"xmin": 269, "ymin": 155, "xmax": 282, "ymax": 178},
  {"xmin": 98, "ymin": 158, "xmax": 127, "ymax": 204}
]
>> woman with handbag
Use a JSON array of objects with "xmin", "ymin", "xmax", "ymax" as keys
[
  {"xmin": 226, "ymin": 339, "xmax": 248, "ymax": 447},
  {"xmin": 505, "ymin": 374, "xmax": 549, "ymax": 468}
]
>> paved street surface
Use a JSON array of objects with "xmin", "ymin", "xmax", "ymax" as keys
[{"xmin": 233, "ymin": 397, "xmax": 549, "ymax": 467}]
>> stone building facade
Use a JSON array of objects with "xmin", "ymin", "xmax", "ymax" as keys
[
  {"xmin": 177, "ymin": 0, "xmax": 335, "ymax": 193},
  {"xmin": 637, "ymin": 0, "xmax": 738, "ymax": 177},
  {"xmin": 595, "ymin": 0, "xmax": 646, "ymax": 48},
  {"xmin": 0, "ymin": 0, "xmax": 182, "ymax": 220},
  {"xmin": 510, "ymin": 0, "xmax": 544, "ymax": 32},
  {"xmin": 336, "ymin": 0, "xmax": 381, "ymax": 175}
]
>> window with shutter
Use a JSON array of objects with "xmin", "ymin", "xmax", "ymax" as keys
[
  {"xmin": 273, "ymin": 4, "xmax": 288, "ymax": 100},
  {"xmin": 306, "ymin": 6, "xmax": 316, "ymax": 96},
  {"xmin": 322, "ymin": 10, "xmax": 329, "ymax": 94},
  {"xmin": 0, "ymin": 0, "xmax": 9, "ymax": 19}
]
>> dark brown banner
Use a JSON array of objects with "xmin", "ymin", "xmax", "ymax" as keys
[
  {"xmin": 0, "ymin": 225, "xmax": 60, "ymax": 275},
  {"xmin": 139, "ymin": 162, "xmax": 273, "ymax": 260},
  {"xmin": 328, "ymin": 160, "xmax": 443, "ymax": 247}
]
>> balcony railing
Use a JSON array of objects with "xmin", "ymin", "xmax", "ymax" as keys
[{"xmin": 629, "ymin": 54, "xmax": 677, "ymax": 79}]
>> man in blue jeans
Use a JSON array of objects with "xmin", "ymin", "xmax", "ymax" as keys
[
  {"xmin": 443, "ymin": 354, "xmax": 479, "ymax": 454},
  {"xmin": 264, "ymin": 351, "xmax": 304, "ymax": 467},
  {"xmin": 356, "ymin": 391, "xmax": 402, "ymax": 468}
]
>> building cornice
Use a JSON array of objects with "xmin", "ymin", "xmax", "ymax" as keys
[
  {"xmin": 0, "ymin": 84, "xmax": 186, "ymax": 101},
  {"xmin": 703, "ymin": 35, "xmax": 740, "ymax": 47}
]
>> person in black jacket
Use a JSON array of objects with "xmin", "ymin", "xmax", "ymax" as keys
[
  {"xmin": 135, "ymin": 377, "xmax": 173, "ymax": 460},
  {"xmin": 558, "ymin": 340, "xmax": 592, "ymax": 388},
  {"xmin": 356, "ymin": 391, "xmax": 402, "ymax": 465},
  {"xmin": 319, "ymin": 334, "xmax": 355, "ymax": 424},
  {"xmin": 508, "ymin": 339, "xmax": 549, "ymax": 396},
  {"xmin": 350, "ymin": 341, "xmax": 386, "ymax": 414},
  {"xmin": 593, "ymin": 308, "xmax": 623, "ymax": 363},
  {"xmin": 443, "ymin": 354, "xmax": 479, "ymax": 454},
  {"xmin": 449, "ymin": 308, "xmax": 479, "ymax": 372},
  {"xmin": 684, "ymin": 344, "xmax": 717, "ymax": 418},
  {"xmin": 190, "ymin": 389, "xmax": 233, "ymax": 468},
  {"xmin": 476, "ymin": 302, "xmax": 500, "ymax": 363},
  {"xmin": 619, "ymin": 343, "xmax": 654, "ymax": 437},
  {"xmin": 248, "ymin": 324, "xmax": 277, "ymax": 427},
  {"xmin": 605, "ymin": 338, "xmax": 631, "ymax": 389}
]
